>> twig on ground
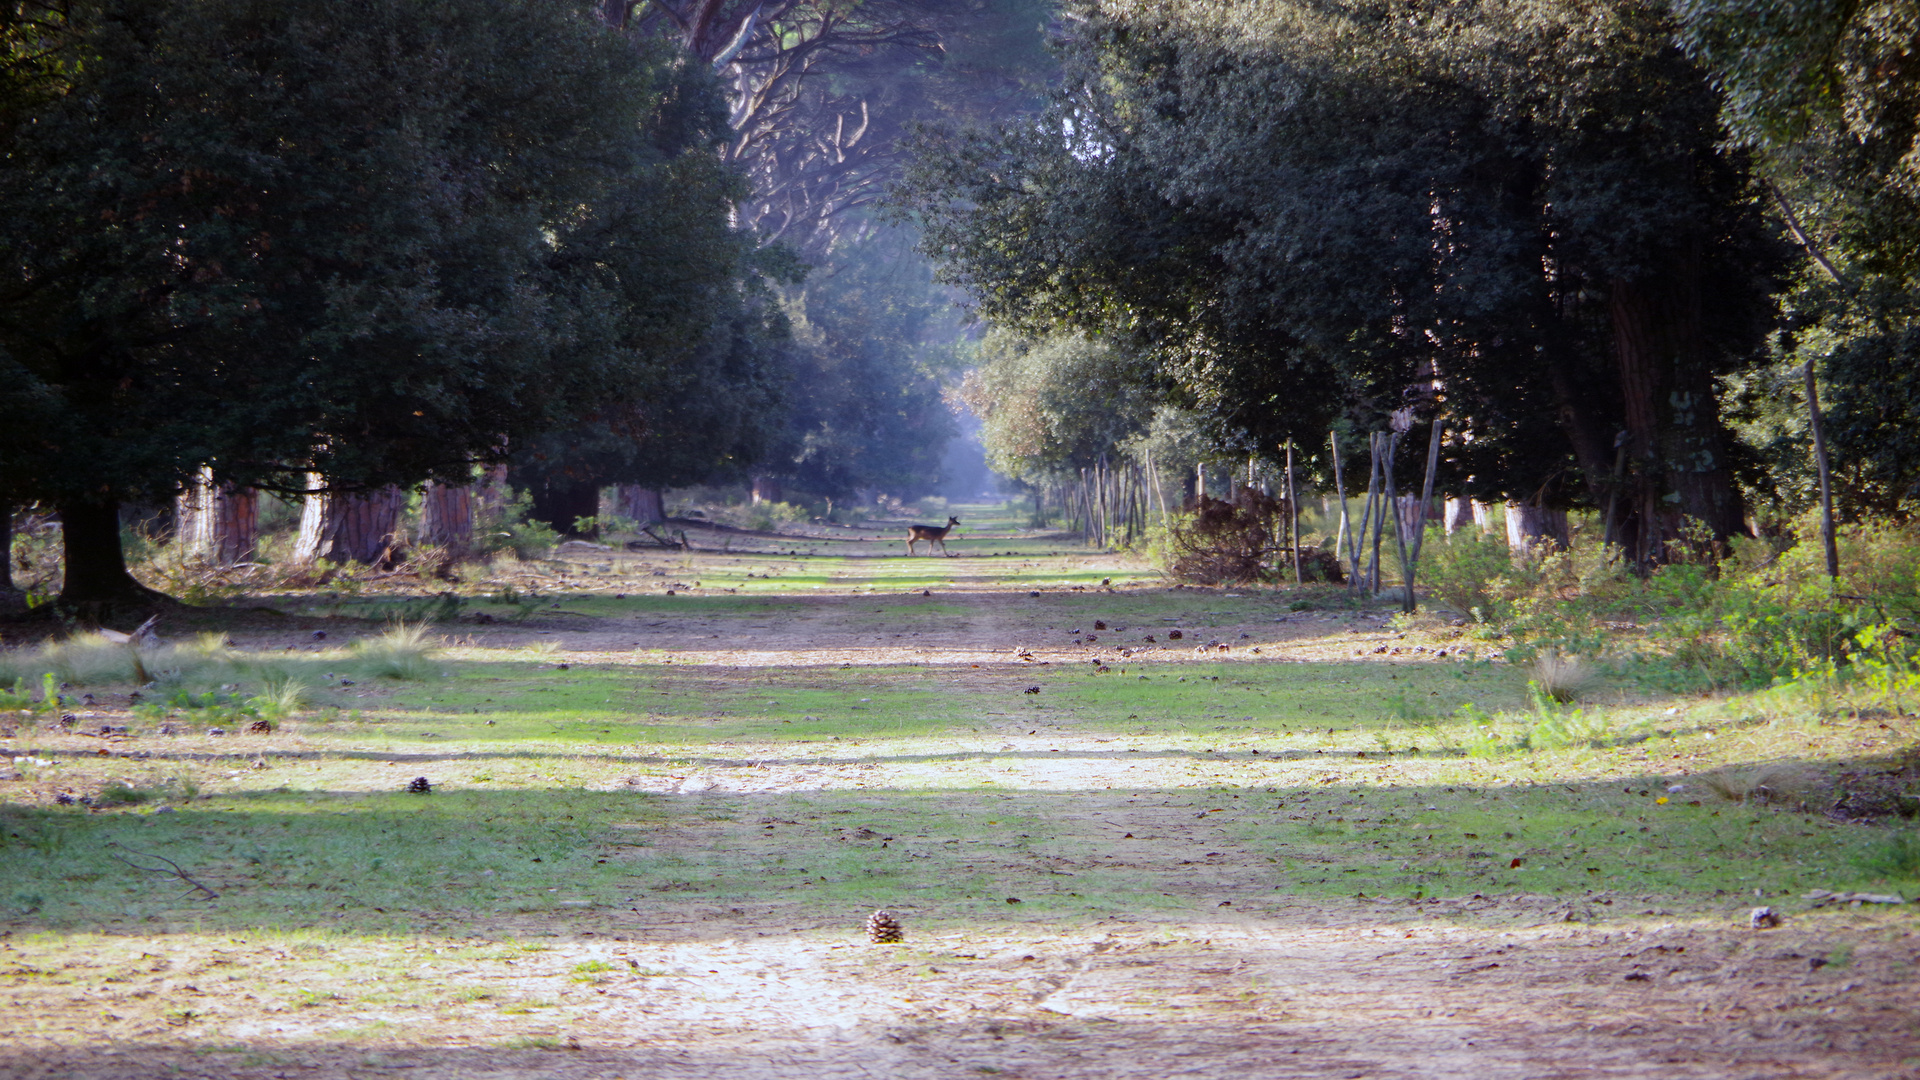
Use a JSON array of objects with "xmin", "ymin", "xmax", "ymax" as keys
[{"xmin": 108, "ymin": 842, "xmax": 219, "ymax": 900}]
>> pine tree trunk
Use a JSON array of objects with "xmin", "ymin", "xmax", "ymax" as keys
[
  {"xmin": 0, "ymin": 506, "xmax": 13, "ymax": 594},
  {"xmin": 1472, "ymin": 501, "xmax": 1499, "ymax": 534},
  {"xmin": 294, "ymin": 486, "xmax": 408, "ymax": 566},
  {"xmin": 1609, "ymin": 270, "xmax": 1744, "ymax": 559},
  {"xmin": 1504, "ymin": 499, "xmax": 1570, "ymax": 556},
  {"xmin": 56, "ymin": 498, "xmax": 166, "ymax": 614},
  {"xmin": 418, "ymin": 482, "xmax": 473, "ymax": 558},
  {"xmin": 1444, "ymin": 498, "xmax": 1475, "ymax": 534},
  {"xmin": 524, "ymin": 478, "xmax": 601, "ymax": 537},
  {"xmin": 175, "ymin": 469, "xmax": 258, "ymax": 565},
  {"xmin": 612, "ymin": 484, "xmax": 666, "ymax": 524}
]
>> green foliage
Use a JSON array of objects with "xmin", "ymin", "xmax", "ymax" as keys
[
  {"xmin": 955, "ymin": 330, "xmax": 1155, "ymax": 482},
  {"xmin": 0, "ymin": 673, "xmax": 55, "ymax": 717},
  {"xmin": 742, "ymin": 501, "xmax": 808, "ymax": 532},
  {"xmin": 475, "ymin": 491, "xmax": 559, "ymax": 562},
  {"xmin": 1424, "ymin": 511, "xmax": 1920, "ymax": 691},
  {"xmin": 0, "ymin": 0, "xmax": 748, "ymax": 601},
  {"xmin": 1421, "ymin": 531, "xmax": 1522, "ymax": 624},
  {"xmin": 902, "ymin": 0, "xmax": 1780, "ymax": 536}
]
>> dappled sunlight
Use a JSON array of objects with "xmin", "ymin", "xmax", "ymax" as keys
[{"xmin": 7, "ymin": 504, "xmax": 1919, "ymax": 1078}]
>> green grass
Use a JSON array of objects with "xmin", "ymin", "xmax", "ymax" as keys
[
  {"xmin": 5, "ymin": 771, "xmax": 1898, "ymax": 934},
  {"xmin": 5, "ymin": 498, "xmax": 1916, "ymax": 944}
]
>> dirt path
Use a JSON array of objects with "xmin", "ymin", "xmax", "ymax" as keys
[
  {"xmin": 4, "ymin": 533, "xmax": 1917, "ymax": 1078},
  {"xmin": 6, "ymin": 914, "xmax": 1912, "ymax": 1079}
]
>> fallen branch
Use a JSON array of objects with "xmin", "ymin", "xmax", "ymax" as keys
[{"xmin": 108, "ymin": 842, "xmax": 219, "ymax": 900}]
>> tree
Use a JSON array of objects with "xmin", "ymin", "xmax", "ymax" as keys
[
  {"xmin": 899, "ymin": 0, "xmax": 1785, "ymax": 557},
  {"xmin": 0, "ymin": 0, "xmax": 734, "ymax": 613},
  {"xmin": 1679, "ymin": 1, "xmax": 1920, "ymax": 520},
  {"xmin": 764, "ymin": 222, "xmax": 965, "ymax": 503},
  {"xmin": 624, "ymin": 0, "xmax": 1055, "ymax": 254}
]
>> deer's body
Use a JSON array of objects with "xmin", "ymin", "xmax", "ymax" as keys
[{"xmin": 905, "ymin": 516, "xmax": 960, "ymax": 556}]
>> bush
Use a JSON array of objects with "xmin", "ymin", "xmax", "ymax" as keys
[
  {"xmin": 1421, "ymin": 528, "xmax": 1518, "ymax": 621},
  {"xmin": 743, "ymin": 501, "xmax": 808, "ymax": 532},
  {"xmin": 474, "ymin": 489, "xmax": 558, "ymax": 561},
  {"xmin": 1166, "ymin": 492, "xmax": 1285, "ymax": 585}
]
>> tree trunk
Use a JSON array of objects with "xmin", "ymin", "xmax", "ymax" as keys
[
  {"xmin": 1609, "ymin": 271, "xmax": 1744, "ymax": 559},
  {"xmin": 295, "ymin": 486, "xmax": 408, "ymax": 566},
  {"xmin": 751, "ymin": 475, "xmax": 782, "ymax": 505},
  {"xmin": 175, "ymin": 468, "xmax": 258, "ymax": 565},
  {"xmin": 419, "ymin": 482, "xmax": 473, "ymax": 559},
  {"xmin": 1505, "ymin": 499, "xmax": 1570, "ymax": 556},
  {"xmin": 525, "ymin": 478, "xmax": 601, "ymax": 538},
  {"xmin": 612, "ymin": 484, "xmax": 666, "ymax": 525},
  {"xmin": 0, "ymin": 506, "xmax": 13, "ymax": 594},
  {"xmin": 1472, "ymin": 501, "xmax": 1499, "ymax": 534},
  {"xmin": 56, "ymin": 497, "xmax": 168, "ymax": 615},
  {"xmin": 1444, "ymin": 497, "xmax": 1475, "ymax": 534}
]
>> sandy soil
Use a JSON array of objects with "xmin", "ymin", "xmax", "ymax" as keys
[
  {"xmin": 3, "ymin": 545, "xmax": 1917, "ymax": 1078},
  {"xmin": 5, "ymin": 911, "xmax": 1914, "ymax": 1079}
]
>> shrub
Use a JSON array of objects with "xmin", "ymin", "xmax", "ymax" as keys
[
  {"xmin": 1166, "ymin": 492, "xmax": 1285, "ymax": 585},
  {"xmin": 1421, "ymin": 529, "xmax": 1517, "ymax": 621},
  {"xmin": 1853, "ymin": 829, "xmax": 1920, "ymax": 881},
  {"xmin": 743, "ymin": 501, "xmax": 808, "ymax": 532},
  {"xmin": 474, "ymin": 489, "xmax": 557, "ymax": 561}
]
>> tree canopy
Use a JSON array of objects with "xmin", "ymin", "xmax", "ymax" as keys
[
  {"xmin": 899, "ymin": 0, "xmax": 1787, "ymax": 554},
  {"xmin": 0, "ymin": 0, "xmax": 747, "ymax": 606}
]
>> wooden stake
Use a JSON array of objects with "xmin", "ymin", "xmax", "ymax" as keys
[
  {"xmin": 1285, "ymin": 440, "xmax": 1302, "ymax": 583},
  {"xmin": 1330, "ymin": 431, "xmax": 1351, "ymax": 579},
  {"xmin": 1365, "ymin": 433, "xmax": 1385, "ymax": 594},
  {"xmin": 1806, "ymin": 362, "xmax": 1840, "ymax": 579},
  {"xmin": 1385, "ymin": 431, "xmax": 1416, "ymax": 612},
  {"xmin": 1407, "ymin": 413, "xmax": 1444, "ymax": 571}
]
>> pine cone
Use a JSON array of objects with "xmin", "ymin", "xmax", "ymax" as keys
[
  {"xmin": 865, "ymin": 909, "xmax": 904, "ymax": 944},
  {"xmin": 407, "ymin": 776, "xmax": 432, "ymax": 794},
  {"xmin": 247, "ymin": 719, "xmax": 273, "ymax": 734}
]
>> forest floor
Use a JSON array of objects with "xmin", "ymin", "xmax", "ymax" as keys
[{"xmin": 1, "ymin": 502, "xmax": 1917, "ymax": 1079}]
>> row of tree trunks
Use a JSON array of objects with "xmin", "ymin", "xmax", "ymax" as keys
[
  {"xmin": 175, "ymin": 468, "xmax": 259, "ymax": 565},
  {"xmin": 294, "ymin": 485, "xmax": 409, "ymax": 567}
]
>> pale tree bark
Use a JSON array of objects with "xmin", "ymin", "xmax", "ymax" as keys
[
  {"xmin": 1504, "ymin": 499, "xmax": 1570, "ymax": 556},
  {"xmin": 295, "ymin": 483, "xmax": 408, "ymax": 567},
  {"xmin": 418, "ymin": 482, "xmax": 473, "ymax": 559},
  {"xmin": 750, "ymin": 475, "xmax": 783, "ymax": 505},
  {"xmin": 1472, "ymin": 501, "xmax": 1499, "ymax": 535},
  {"xmin": 1444, "ymin": 497, "xmax": 1476, "ymax": 534},
  {"xmin": 612, "ymin": 484, "xmax": 666, "ymax": 524},
  {"xmin": 175, "ymin": 468, "xmax": 258, "ymax": 565}
]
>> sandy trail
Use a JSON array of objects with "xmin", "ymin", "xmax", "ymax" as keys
[{"xmin": 4, "ymin": 548, "xmax": 1917, "ymax": 1079}]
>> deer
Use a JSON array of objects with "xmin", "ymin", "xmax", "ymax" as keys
[{"xmin": 905, "ymin": 516, "xmax": 960, "ymax": 556}]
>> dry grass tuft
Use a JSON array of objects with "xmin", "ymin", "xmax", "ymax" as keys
[
  {"xmin": 349, "ymin": 622, "xmax": 440, "ymax": 680},
  {"xmin": 1532, "ymin": 649, "xmax": 1591, "ymax": 704},
  {"xmin": 1700, "ymin": 763, "xmax": 1824, "ymax": 809}
]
